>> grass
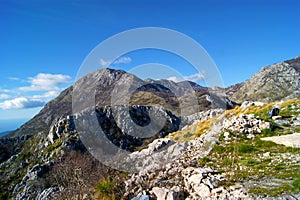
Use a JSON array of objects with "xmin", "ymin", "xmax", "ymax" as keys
[
  {"xmin": 199, "ymin": 129, "xmax": 300, "ymax": 197},
  {"xmin": 168, "ymin": 116, "xmax": 218, "ymax": 143},
  {"xmin": 280, "ymin": 99, "xmax": 300, "ymax": 116},
  {"xmin": 192, "ymin": 98, "xmax": 300, "ymax": 197},
  {"xmin": 249, "ymin": 183, "xmax": 292, "ymax": 197},
  {"xmin": 196, "ymin": 98, "xmax": 300, "ymax": 197},
  {"xmin": 195, "ymin": 117, "xmax": 216, "ymax": 137},
  {"xmin": 292, "ymin": 178, "xmax": 300, "ymax": 193}
]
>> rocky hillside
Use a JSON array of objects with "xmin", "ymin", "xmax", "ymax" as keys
[
  {"xmin": 230, "ymin": 56, "xmax": 300, "ymax": 103},
  {"xmin": 1, "ymin": 56, "xmax": 300, "ymax": 199}
]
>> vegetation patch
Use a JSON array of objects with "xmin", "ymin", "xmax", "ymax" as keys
[
  {"xmin": 199, "ymin": 128, "xmax": 300, "ymax": 197},
  {"xmin": 168, "ymin": 116, "xmax": 218, "ymax": 143},
  {"xmin": 197, "ymin": 99, "xmax": 300, "ymax": 197},
  {"xmin": 95, "ymin": 178, "xmax": 120, "ymax": 200}
]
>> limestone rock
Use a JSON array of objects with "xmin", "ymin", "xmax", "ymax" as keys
[{"xmin": 223, "ymin": 114, "xmax": 270, "ymax": 135}]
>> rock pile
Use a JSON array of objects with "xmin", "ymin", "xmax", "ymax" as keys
[
  {"xmin": 223, "ymin": 114, "xmax": 271, "ymax": 135},
  {"xmin": 182, "ymin": 167, "xmax": 248, "ymax": 200}
]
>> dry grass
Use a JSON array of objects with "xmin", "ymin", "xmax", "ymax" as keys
[{"xmin": 168, "ymin": 116, "xmax": 218, "ymax": 143}]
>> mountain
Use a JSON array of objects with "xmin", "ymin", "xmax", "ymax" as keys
[
  {"xmin": 0, "ymin": 68, "xmax": 236, "ymax": 199},
  {"xmin": 9, "ymin": 68, "xmax": 235, "ymax": 138},
  {"xmin": 2, "ymin": 56, "xmax": 300, "ymax": 199},
  {"xmin": 230, "ymin": 56, "xmax": 300, "ymax": 103}
]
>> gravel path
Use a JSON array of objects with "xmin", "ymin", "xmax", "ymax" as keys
[{"xmin": 261, "ymin": 133, "xmax": 300, "ymax": 148}]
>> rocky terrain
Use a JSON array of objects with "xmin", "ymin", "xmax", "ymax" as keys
[
  {"xmin": 1, "ymin": 56, "xmax": 300, "ymax": 199},
  {"xmin": 231, "ymin": 56, "xmax": 300, "ymax": 103}
]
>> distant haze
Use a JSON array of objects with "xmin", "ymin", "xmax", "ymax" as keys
[{"xmin": 0, "ymin": 118, "xmax": 28, "ymax": 133}]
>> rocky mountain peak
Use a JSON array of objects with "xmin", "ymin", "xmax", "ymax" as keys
[{"xmin": 230, "ymin": 56, "xmax": 300, "ymax": 103}]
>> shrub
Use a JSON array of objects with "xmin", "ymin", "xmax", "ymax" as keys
[{"xmin": 46, "ymin": 151, "xmax": 125, "ymax": 199}]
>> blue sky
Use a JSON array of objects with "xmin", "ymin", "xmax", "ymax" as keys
[{"xmin": 0, "ymin": 0, "xmax": 300, "ymax": 131}]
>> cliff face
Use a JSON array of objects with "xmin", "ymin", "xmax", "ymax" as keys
[{"xmin": 230, "ymin": 56, "xmax": 300, "ymax": 103}]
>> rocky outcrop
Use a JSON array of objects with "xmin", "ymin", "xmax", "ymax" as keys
[
  {"xmin": 13, "ymin": 164, "xmax": 49, "ymax": 200},
  {"xmin": 47, "ymin": 115, "xmax": 76, "ymax": 145},
  {"xmin": 36, "ymin": 187, "xmax": 59, "ymax": 200},
  {"xmin": 74, "ymin": 105, "xmax": 183, "ymax": 153}
]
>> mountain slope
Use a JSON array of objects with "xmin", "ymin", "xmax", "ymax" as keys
[
  {"xmin": 230, "ymin": 56, "xmax": 300, "ymax": 103},
  {"xmin": 10, "ymin": 68, "xmax": 235, "ymax": 138}
]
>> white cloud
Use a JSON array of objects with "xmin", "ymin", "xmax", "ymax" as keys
[
  {"xmin": 0, "ymin": 97, "xmax": 45, "ymax": 110},
  {"xmin": 167, "ymin": 72, "xmax": 205, "ymax": 83},
  {"xmin": 0, "ymin": 94, "xmax": 10, "ymax": 99},
  {"xmin": 185, "ymin": 72, "xmax": 205, "ymax": 82},
  {"xmin": 8, "ymin": 77, "xmax": 20, "ymax": 81},
  {"xmin": 99, "ymin": 59, "xmax": 112, "ymax": 67},
  {"xmin": 32, "ymin": 91, "xmax": 59, "ymax": 99},
  {"xmin": 113, "ymin": 56, "xmax": 132, "ymax": 64},
  {"xmin": 19, "ymin": 73, "xmax": 72, "ymax": 91},
  {"xmin": 99, "ymin": 56, "xmax": 132, "ymax": 67},
  {"xmin": 0, "ymin": 88, "xmax": 11, "ymax": 93}
]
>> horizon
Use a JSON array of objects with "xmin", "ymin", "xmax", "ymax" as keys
[{"xmin": 1, "ymin": 0, "xmax": 300, "ymax": 131}]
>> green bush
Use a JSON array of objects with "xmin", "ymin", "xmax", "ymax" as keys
[
  {"xmin": 292, "ymin": 178, "xmax": 300, "ymax": 193},
  {"xmin": 214, "ymin": 145, "xmax": 226, "ymax": 153}
]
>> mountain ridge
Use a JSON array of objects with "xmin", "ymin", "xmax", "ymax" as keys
[
  {"xmin": 9, "ymin": 55, "xmax": 300, "ymax": 139},
  {"xmin": 9, "ymin": 67, "xmax": 235, "ymax": 138}
]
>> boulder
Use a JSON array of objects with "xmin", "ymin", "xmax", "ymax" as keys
[{"xmin": 268, "ymin": 107, "xmax": 280, "ymax": 118}]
